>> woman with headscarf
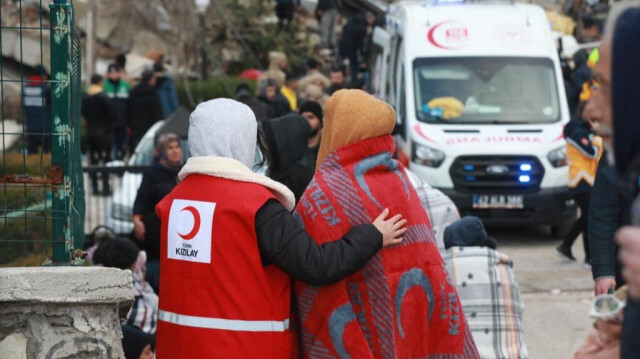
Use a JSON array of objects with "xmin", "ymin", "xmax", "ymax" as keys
[
  {"xmin": 154, "ymin": 99, "xmax": 406, "ymax": 358},
  {"xmin": 132, "ymin": 133, "xmax": 184, "ymax": 293},
  {"xmin": 294, "ymin": 90, "xmax": 480, "ymax": 358}
]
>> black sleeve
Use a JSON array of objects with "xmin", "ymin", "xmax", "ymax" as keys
[
  {"xmin": 256, "ymin": 199, "xmax": 382, "ymax": 286},
  {"xmin": 152, "ymin": 93, "xmax": 164, "ymax": 121},
  {"xmin": 621, "ymin": 298, "xmax": 640, "ymax": 359},
  {"xmin": 589, "ymin": 164, "xmax": 621, "ymax": 280},
  {"xmin": 133, "ymin": 169, "xmax": 154, "ymax": 216}
]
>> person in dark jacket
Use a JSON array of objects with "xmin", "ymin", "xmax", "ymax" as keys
[
  {"xmin": 235, "ymin": 83, "xmax": 271, "ymax": 122},
  {"xmin": 299, "ymin": 100, "xmax": 323, "ymax": 169},
  {"xmin": 567, "ymin": 50, "xmax": 593, "ymax": 114},
  {"xmin": 82, "ymin": 74, "xmax": 117, "ymax": 195},
  {"xmin": 595, "ymin": 5, "xmax": 640, "ymax": 358},
  {"xmin": 153, "ymin": 62, "xmax": 179, "ymax": 118},
  {"xmin": 133, "ymin": 133, "xmax": 183, "ymax": 293},
  {"xmin": 275, "ymin": 0, "xmax": 300, "ymax": 32},
  {"xmin": 103, "ymin": 64, "xmax": 131, "ymax": 160},
  {"xmin": 339, "ymin": 13, "xmax": 373, "ymax": 84},
  {"xmin": 258, "ymin": 79, "xmax": 291, "ymax": 119},
  {"xmin": 556, "ymin": 116, "xmax": 602, "ymax": 265},
  {"xmin": 589, "ymin": 159, "xmax": 624, "ymax": 295},
  {"xmin": 129, "ymin": 69, "xmax": 164, "ymax": 148},
  {"xmin": 316, "ymin": 0, "xmax": 338, "ymax": 49},
  {"xmin": 22, "ymin": 65, "xmax": 51, "ymax": 154},
  {"xmin": 262, "ymin": 114, "xmax": 314, "ymax": 201}
]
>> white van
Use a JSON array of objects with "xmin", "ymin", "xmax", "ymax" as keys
[{"xmin": 370, "ymin": 0, "xmax": 575, "ymax": 233}]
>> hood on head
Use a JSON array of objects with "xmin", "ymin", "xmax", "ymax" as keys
[
  {"xmin": 317, "ymin": 89, "xmax": 395, "ymax": 169},
  {"xmin": 188, "ymin": 98, "xmax": 257, "ymax": 168},
  {"xmin": 262, "ymin": 114, "xmax": 311, "ymax": 170},
  {"xmin": 612, "ymin": 8, "xmax": 640, "ymax": 174}
]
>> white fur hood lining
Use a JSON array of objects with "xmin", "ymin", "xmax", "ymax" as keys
[{"xmin": 178, "ymin": 156, "xmax": 296, "ymax": 211}]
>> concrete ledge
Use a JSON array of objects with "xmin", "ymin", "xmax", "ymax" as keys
[
  {"xmin": 0, "ymin": 267, "xmax": 134, "ymax": 358},
  {"xmin": 0, "ymin": 267, "xmax": 134, "ymax": 304}
]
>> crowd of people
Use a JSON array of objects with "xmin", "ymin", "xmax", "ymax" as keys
[
  {"xmin": 75, "ymin": 2, "xmax": 640, "ymax": 359},
  {"xmin": 81, "ymin": 53, "xmax": 179, "ymax": 195}
]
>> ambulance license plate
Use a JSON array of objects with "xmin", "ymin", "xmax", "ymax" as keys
[{"xmin": 472, "ymin": 195, "xmax": 523, "ymax": 209}]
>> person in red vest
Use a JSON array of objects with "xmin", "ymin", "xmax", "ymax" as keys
[{"xmin": 154, "ymin": 98, "xmax": 406, "ymax": 358}]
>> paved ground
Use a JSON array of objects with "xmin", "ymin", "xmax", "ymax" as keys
[{"xmin": 490, "ymin": 225, "xmax": 594, "ymax": 359}]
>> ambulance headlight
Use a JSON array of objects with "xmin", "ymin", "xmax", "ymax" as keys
[
  {"xmin": 412, "ymin": 142, "xmax": 445, "ymax": 168},
  {"xmin": 547, "ymin": 146, "xmax": 568, "ymax": 168}
]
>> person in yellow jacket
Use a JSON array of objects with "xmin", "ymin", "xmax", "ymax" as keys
[{"xmin": 556, "ymin": 112, "xmax": 603, "ymax": 265}]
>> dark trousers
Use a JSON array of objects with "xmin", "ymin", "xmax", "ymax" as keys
[
  {"xmin": 145, "ymin": 258, "xmax": 160, "ymax": 294},
  {"xmin": 27, "ymin": 133, "xmax": 51, "ymax": 154},
  {"xmin": 87, "ymin": 134, "xmax": 112, "ymax": 194},
  {"xmin": 340, "ymin": 49, "xmax": 360, "ymax": 85},
  {"xmin": 113, "ymin": 126, "xmax": 127, "ymax": 160},
  {"xmin": 560, "ymin": 190, "xmax": 591, "ymax": 261}
]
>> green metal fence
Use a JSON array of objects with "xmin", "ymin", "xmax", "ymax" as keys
[{"xmin": 0, "ymin": 0, "xmax": 83, "ymax": 265}]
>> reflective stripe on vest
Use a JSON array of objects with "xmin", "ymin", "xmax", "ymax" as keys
[{"xmin": 158, "ymin": 310, "xmax": 290, "ymax": 332}]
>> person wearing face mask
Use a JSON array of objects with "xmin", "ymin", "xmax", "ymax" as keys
[
  {"xmin": 154, "ymin": 99, "xmax": 406, "ymax": 358},
  {"xmin": 133, "ymin": 133, "xmax": 184, "ymax": 293}
]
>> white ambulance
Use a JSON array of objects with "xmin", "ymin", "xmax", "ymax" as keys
[{"xmin": 369, "ymin": 0, "xmax": 575, "ymax": 233}]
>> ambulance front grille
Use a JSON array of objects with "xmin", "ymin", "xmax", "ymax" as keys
[{"xmin": 450, "ymin": 155, "xmax": 544, "ymax": 194}]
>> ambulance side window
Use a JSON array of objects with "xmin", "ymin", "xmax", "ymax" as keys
[
  {"xmin": 388, "ymin": 36, "xmax": 403, "ymax": 105},
  {"xmin": 369, "ymin": 43, "xmax": 385, "ymax": 95}
]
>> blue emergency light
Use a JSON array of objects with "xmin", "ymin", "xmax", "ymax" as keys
[
  {"xmin": 466, "ymin": 175, "xmax": 476, "ymax": 182},
  {"xmin": 519, "ymin": 175, "xmax": 531, "ymax": 183},
  {"xmin": 520, "ymin": 163, "xmax": 532, "ymax": 172},
  {"xmin": 464, "ymin": 165, "xmax": 475, "ymax": 171}
]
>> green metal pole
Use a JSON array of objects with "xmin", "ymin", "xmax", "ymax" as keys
[{"xmin": 50, "ymin": 0, "xmax": 72, "ymax": 263}]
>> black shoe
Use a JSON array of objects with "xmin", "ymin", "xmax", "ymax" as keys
[{"xmin": 556, "ymin": 245, "xmax": 576, "ymax": 261}]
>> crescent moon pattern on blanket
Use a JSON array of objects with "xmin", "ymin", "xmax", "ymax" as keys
[
  {"xmin": 329, "ymin": 303, "xmax": 357, "ymax": 359},
  {"xmin": 354, "ymin": 152, "xmax": 411, "ymax": 210},
  {"xmin": 395, "ymin": 268, "xmax": 435, "ymax": 338}
]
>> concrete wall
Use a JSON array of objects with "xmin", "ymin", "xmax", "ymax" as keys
[{"xmin": 0, "ymin": 267, "xmax": 134, "ymax": 359}]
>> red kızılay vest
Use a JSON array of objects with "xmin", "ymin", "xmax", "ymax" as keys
[{"xmin": 155, "ymin": 174, "xmax": 291, "ymax": 359}]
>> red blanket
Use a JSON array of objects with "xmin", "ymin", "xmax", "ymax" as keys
[{"xmin": 294, "ymin": 135, "xmax": 479, "ymax": 358}]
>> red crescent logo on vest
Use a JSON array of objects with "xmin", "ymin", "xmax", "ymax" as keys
[{"xmin": 179, "ymin": 206, "xmax": 201, "ymax": 240}]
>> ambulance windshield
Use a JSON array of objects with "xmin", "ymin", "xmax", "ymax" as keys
[{"xmin": 413, "ymin": 57, "xmax": 561, "ymax": 124}]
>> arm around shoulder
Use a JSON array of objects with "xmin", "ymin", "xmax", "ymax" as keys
[{"xmin": 255, "ymin": 199, "xmax": 382, "ymax": 286}]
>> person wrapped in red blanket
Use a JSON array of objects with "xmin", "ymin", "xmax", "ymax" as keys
[{"xmin": 294, "ymin": 89, "xmax": 480, "ymax": 358}]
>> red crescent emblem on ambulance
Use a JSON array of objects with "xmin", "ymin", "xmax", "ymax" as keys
[
  {"xmin": 427, "ymin": 21, "xmax": 469, "ymax": 50},
  {"xmin": 179, "ymin": 206, "xmax": 201, "ymax": 240}
]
